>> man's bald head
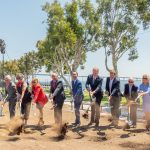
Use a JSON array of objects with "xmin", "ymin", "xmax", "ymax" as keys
[
  {"xmin": 128, "ymin": 77, "xmax": 134, "ymax": 85},
  {"xmin": 92, "ymin": 67, "xmax": 99, "ymax": 77},
  {"xmin": 51, "ymin": 72, "xmax": 58, "ymax": 81}
]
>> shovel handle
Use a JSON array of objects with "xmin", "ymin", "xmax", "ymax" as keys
[{"xmin": 135, "ymin": 95, "xmax": 141, "ymax": 102}]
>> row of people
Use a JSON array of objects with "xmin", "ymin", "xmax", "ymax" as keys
[
  {"xmin": 1, "ymin": 69, "xmax": 150, "ymax": 130},
  {"xmin": 72, "ymin": 67, "xmax": 150, "ymax": 130},
  {"xmin": 2, "ymin": 73, "xmax": 65, "ymax": 127},
  {"xmin": 3, "ymin": 73, "xmax": 65, "ymax": 125},
  {"xmin": 73, "ymin": 68, "xmax": 121, "ymax": 127},
  {"xmin": 4, "ymin": 74, "xmax": 47, "ymax": 126}
]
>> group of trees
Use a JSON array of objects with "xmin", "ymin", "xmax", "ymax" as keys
[
  {"xmin": 37, "ymin": 0, "xmax": 150, "ymax": 77},
  {"xmin": 37, "ymin": 0, "xmax": 98, "ymax": 89},
  {"xmin": 0, "ymin": 0, "xmax": 150, "ymax": 85},
  {"xmin": 0, "ymin": 51, "xmax": 42, "ymax": 80},
  {"xmin": 36, "ymin": 0, "xmax": 150, "ymax": 88}
]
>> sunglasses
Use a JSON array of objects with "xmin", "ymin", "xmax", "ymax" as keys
[
  {"xmin": 142, "ymin": 78, "xmax": 148, "ymax": 80},
  {"xmin": 110, "ymin": 72, "xmax": 115, "ymax": 75},
  {"xmin": 128, "ymin": 81, "xmax": 134, "ymax": 83},
  {"xmin": 32, "ymin": 81, "xmax": 36, "ymax": 84}
]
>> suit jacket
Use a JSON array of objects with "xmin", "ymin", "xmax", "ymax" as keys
[
  {"xmin": 72, "ymin": 79, "xmax": 83, "ymax": 97},
  {"xmin": 85, "ymin": 74, "xmax": 103, "ymax": 99},
  {"xmin": 72, "ymin": 79, "xmax": 83, "ymax": 99},
  {"xmin": 32, "ymin": 83, "xmax": 48, "ymax": 106},
  {"xmin": 5, "ymin": 81, "xmax": 17, "ymax": 102},
  {"xmin": 50, "ymin": 80, "xmax": 66, "ymax": 105},
  {"xmin": 124, "ymin": 84, "xmax": 138, "ymax": 100},
  {"xmin": 0, "ymin": 93, "xmax": 2, "ymax": 101},
  {"xmin": 105, "ymin": 77, "xmax": 121, "ymax": 97}
]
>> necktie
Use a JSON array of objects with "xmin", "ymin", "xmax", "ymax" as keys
[
  {"xmin": 93, "ymin": 77, "xmax": 95, "ymax": 85},
  {"xmin": 109, "ymin": 79, "xmax": 113, "ymax": 94},
  {"xmin": 73, "ymin": 80, "xmax": 76, "ymax": 87},
  {"xmin": 52, "ymin": 81, "xmax": 56, "ymax": 89},
  {"xmin": 129, "ymin": 85, "xmax": 132, "ymax": 98}
]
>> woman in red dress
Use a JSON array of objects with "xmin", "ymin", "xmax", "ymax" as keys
[{"xmin": 31, "ymin": 78, "xmax": 48, "ymax": 126}]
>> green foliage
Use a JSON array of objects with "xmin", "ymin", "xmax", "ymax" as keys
[
  {"xmin": 18, "ymin": 51, "xmax": 41, "ymax": 77},
  {"xmin": 78, "ymin": 0, "xmax": 102, "ymax": 51},
  {"xmin": 38, "ymin": 1, "xmax": 81, "ymax": 74},
  {"xmin": 44, "ymin": 87, "xmax": 143, "ymax": 106},
  {"xmin": 65, "ymin": 1, "xmax": 84, "ymax": 39},
  {"xmin": 126, "ymin": 0, "xmax": 150, "ymax": 29},
  {"xmin": 0, "ymin": 51, "xmax": 41, "ymax": 78},
  {"xmin": 37, "ymin": 0, "xmax": 101, "ymax": 78},
  {"xmin": 79, "ymin": 0, "xmax": 150, "ymax": 75},
  {"xmin": 0, "ymin": 59, "xmax": 19, "ymax": 77},
  {"xmin": 79, "ymin": 0, "xmax": 145, "ymax": 75},
  {"xmin": 62, "ymin": 89, "xmax": 143, "ymax": 106}
]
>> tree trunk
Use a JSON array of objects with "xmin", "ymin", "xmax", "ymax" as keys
[
  {"xmin": 72, "ymin": 62, "xmax": 78, "ymax": 73},
  {"xmin": 60, "ymin": 74, "xmax": 72, "ymax": 93},
  {"xmin": 112, "ymin": 52, "xmax": 118, "ymax": 76},
  {"xmin": 104, "ymin": 47, "xmax": 111, "ymax": 72}
]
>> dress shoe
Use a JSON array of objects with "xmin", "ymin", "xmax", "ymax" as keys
[
  {"xmin": 76, "ymin": 123, "xmax": 81, "ymax": 127},
  {"xmin": 130, "ymin": 125, "xmax": 136, "ymax": 128},
  {"xmin": 95, "ymin": 122, "xmax": 99, "ymax": 127},
  {"xmin": 88, "ymin": 122, "xmax": 94, "ymax": 126},
  {"xmin": 38, "ymin": 119, "xmax": 44, "ymax": 126},
  {"xmin": 72, "ymin": 122, "xmax": 80, "ymax": 127}
]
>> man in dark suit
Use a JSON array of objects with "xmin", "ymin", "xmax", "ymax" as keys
[
  {"xmin": 72, "ymin": 71, "xmax": 83, "ymax": 126},
  {"xmin": 4, "ymin": 75, "xmax": 17, "ymax": 119},
  {"xmin": 50, "ymin": 73, "xmax": 66, "ymax": 125},
  {"xmin": 124, "ymin": 77, "xmax": 138, "ymax": 127},
  {"xmin": 105, "ymin": 70, "xmax": 121, "ymax": 127},
  {"xmin": 85, "ymin": 67, "xmax": 103, "ymax": 127}
]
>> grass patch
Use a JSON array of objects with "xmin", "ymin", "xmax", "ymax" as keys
[
  {"xmin": 45, "ymin": 88, "xmax": 142, "ymax": 106},
  {"xmin": 64, "ymin": 89, "xmax": 128, "ymax": 106}
]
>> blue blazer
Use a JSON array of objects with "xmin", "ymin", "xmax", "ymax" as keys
[{"xmin": 72, "ymin": 79, "xmax": 83, "ymax": 97}]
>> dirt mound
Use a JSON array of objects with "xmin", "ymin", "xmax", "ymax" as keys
[
  {"xmin": 0, "ymin": 103, "xmax": 150, "ymax": 150},
  {"xmin": 6, "ymin": 116, "xmax": 24, "ymax": 135}
]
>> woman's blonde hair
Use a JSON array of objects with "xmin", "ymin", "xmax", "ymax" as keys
[
  {"xmin": 142, "ymin": 74, "xmax": 150, "ymax": 81},
  {"xmin": 31, "ymin": 78, "xmax": 39, "ymax": 84}
]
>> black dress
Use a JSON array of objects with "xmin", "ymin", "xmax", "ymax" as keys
[{"xmin": 16, "ymin": 81, "xmax": 32, "ymax": 117}]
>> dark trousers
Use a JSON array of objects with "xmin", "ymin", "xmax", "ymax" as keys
[
  {"xmin": 74, "ymin": 95, "xmax": 83, "ymax": 124},
  {"xmin": 54, "ymin": 102, "xmax": 64, "ymax": 125},
  {"xmin": 9, "ymin": 100, "xmax": 17, "ymax": 119},
  {"xmin": 110, "ymin": 96, "xmax": 120, "ymax": 124},
  {"xmin": 21, "ymin": 102, "xmax": 31, "ymax": 120}
]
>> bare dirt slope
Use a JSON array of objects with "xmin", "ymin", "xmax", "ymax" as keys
[{"xmin": 0, "ymin": 102, "xmax": 150, "ymax": 150}]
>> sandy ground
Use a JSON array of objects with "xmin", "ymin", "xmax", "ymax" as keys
[{"xmin": 0, "ymin": 102, "xmax": 150, "ymax": 150}]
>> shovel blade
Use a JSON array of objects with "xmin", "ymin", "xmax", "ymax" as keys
[{"xmin": 0, "ymin": 107, "xmax": 3, "ymax": 117}]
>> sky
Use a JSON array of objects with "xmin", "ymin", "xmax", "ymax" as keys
[{"xmin": 0, "ymin": 0, "xmax": 150, "ymax": 78}]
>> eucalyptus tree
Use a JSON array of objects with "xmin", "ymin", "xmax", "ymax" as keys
[
  {"xmin": 0, "ymin": 39, "xmax": 6, "ymax": 79},
  {"xmin": 18, "ymin": 51, "xmax": 42, "ymax": 81},
  {"xmin": 3, "ymin": 59, "xmax": 19, "ymax": 76},
  {"xmin": 126, "ymin": 0, "xmax": 150, "ymax": 29},
  {"xmin": 37, "ymin": 0, "xmax": 98, "ymax": 89},
  {"xmin": 80, "ymin": 0, "xmax": 150, "ymax": 75}
]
